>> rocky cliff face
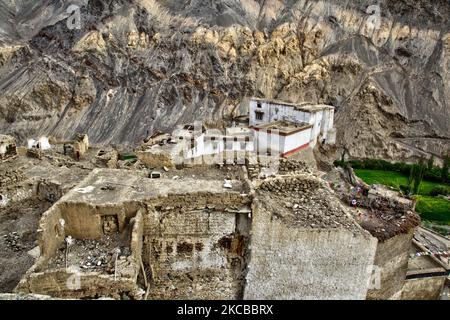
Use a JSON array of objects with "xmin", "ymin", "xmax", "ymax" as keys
[{"xmin": 0, "ymin": 0, "xmax": 449, "ymax": 162}]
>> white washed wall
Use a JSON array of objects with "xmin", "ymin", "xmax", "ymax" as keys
[
  {"xmin": 255, "ymin": 130, "xmax": 285, "ymax": 155},
  {"xmin": 283, "ymin": 129, "xmax": 311, "ymax": 154},
  {"xmin": 250, "ymin": 100, "xmax": 311, "ymax": 126}
]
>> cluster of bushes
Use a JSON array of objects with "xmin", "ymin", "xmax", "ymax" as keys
[
  {"xmin": 430, "ymin": 187, "xmax": 449, "ymax": 197},
  {"xmin": 334, "ymin": 158, "xmax": 449, "ymax": 185}
]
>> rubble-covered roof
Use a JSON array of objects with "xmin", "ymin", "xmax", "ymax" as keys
[
  {"xmin": 324, "ymin": 167, "xmax": 421, "ymax": 242},
  {"xmin": 358, "ymin": 210, "xmax": 420, "ymax": 242},
  {"xmin": 257, "ymin": 174, "xmax": 367, "ymax": 235},
  {"xmin": 343, "ymin": 188, "xmax": 420, "ymax": 241}
]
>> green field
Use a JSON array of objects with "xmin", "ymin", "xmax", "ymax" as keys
[
  {"xmin": 414, "ymin": 196, "xmax": 450, "ymax": 225},
  {"xmin": 353, "ymin": 169, "xmax": 450, "ymax": 196},
  {"xmin": 354, "ymin": 169, "xmax": 450, "ymax": 225}
]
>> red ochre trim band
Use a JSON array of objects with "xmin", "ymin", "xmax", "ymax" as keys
[{"xmin": 281, "ymin": 143, "xmax": 309, "ymax": 158}]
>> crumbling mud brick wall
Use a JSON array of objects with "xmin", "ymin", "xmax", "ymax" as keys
[
  {"xmin": 57, "ymin": 203, "xmax": 139, "ymax": 239},
  {"xmin": 15, "ymin": 200, "xmax": 144, "ymax": 299},
  {"xmin": 37, "ymin": 180, "xmax": 65, "ymax": 203},
  {"xmin": 142, "ymin": 191, "xmax": 252, "ymax": 300},
  {"xmin": 244, "ymin": 175, "xmax": 378, "ymax": 300},
  {"xmin": 73, "ymin": 134, "xmax": 89, "ymax": 159},
  {"xmin": 17, "ymin": 267, "xmax": 141, "ymax": 300},
  {"xmin": 95, "ymin": 149, "xmax": 119, "ymax": 168},
  {"xmin": 16, "ymin": 169, "xmax": 252, "ymax": 300},
  {"xmin": 366, "ymin": 230, "xmax": 415, "ymax": 300},
  {"xmin": 136, "ymin": 149, "xmax": 174, "ymax": 169}
]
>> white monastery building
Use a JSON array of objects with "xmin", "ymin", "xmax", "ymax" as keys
[
  {"xmin": 249, "ymin": 98, "xmax": 336, "ymax": 157},
  {"xmin": 139, "ymin": 98, "xmax": 337, "ymax": 164},
  {"xmin": 176, "ymin": 124, "xmax": 254, "ymax": 160}
]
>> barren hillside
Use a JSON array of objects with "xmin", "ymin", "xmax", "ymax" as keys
[{"xmin": 0, "ymin": 0, "xmax": 449, "ymax": 161}]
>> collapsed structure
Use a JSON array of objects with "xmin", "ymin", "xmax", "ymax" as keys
[
  {"xmin": 17, "ymin": 169, "xmax": 252, "ymax": 299},
  {"xmin": 4, "ymin": 98, "xmax": 449, "ymax": 300},
  {"xmin": 16, "ymin": 161, "xmax": 443, "ymax": 300},
  {"xmin": 325, "ymin": 166, "xmax": 449, "ymax": 300},
  {"xmin": 25, "ymin": 134, "xmax": 90, "ymax": 161},
  {"xmin": 0, "ymin": 135, "xmax": 17, "ymax": 160},
  {"xmin": 245, "ymin": 174, "xmax": 377, "ymax": 299},
  {"xmin": 403, "ymin": 233, "xmax": 449, "ymax": 300},
  {"xmin": 16, "ymin": 168, "xmax": 382, "ymax": 299},
  {"xmin": 57, "ymin": 134, "xmax": 90, "ymax": 160}
]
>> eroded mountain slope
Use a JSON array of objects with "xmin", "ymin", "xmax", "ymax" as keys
[{"xmin": 0, "ymin": 0, "xmax": 448, "ymax": 161}]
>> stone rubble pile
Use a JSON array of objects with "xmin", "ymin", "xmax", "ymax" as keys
[
  {"xmin": 0, "ymin": 169, "xmax": 25, "ymax": 188},
  {"xmin": 49, "ymin": 236, "xmax": 131, "ymax": 273},
  {"xmin": 3, "ymin": 232, "xmax": 25, "ymax": 252},
  {"xmin": 259, "ymin": 175, "xmax": 321, "ymax": 192},
  {"xmin": 278, "ymin": 159, "xmax": 309, "ymax": 174},
  {"xmin": 278, "ymin": 189, "xmax": 357, "ymax": 230},
  {"xmin": 246, "ymin": 162, "xmax": 260, "ymax": 179},
  {"xmin": 258, "ymin": 176, "xmax": 361, "ymax": 232},
  {"xmin": 338, "ymin": 186, "xmax": 420, "ymax": 240}
]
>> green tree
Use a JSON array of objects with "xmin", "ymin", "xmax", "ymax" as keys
[
  {"xmin": 427, "ymin": 155, "xmax": 434, "ymax": 171},
  {"xmin": 413, "ymin": 159, "xmax": 426, "ymax": 194},
  {"xmin": 407, "ymin": 165, "xmax": 415, "ymax": 188},
  {"xmin": 442, "ymin": 155, "xmax": 450, "ymax": 183}
]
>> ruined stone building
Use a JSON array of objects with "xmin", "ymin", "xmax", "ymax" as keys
[
  {"xmin": 5, "ymin": 164, "xmax": 400, "ymax": 299},
  {"xmin": 16, "ymin": 169, "xmax": 253, "ymax": 299},
  {"xmin": 73, "ymin": 134, "xmax": 90, "ymax": 159},
  {"xmin": 244, "ymin": 175, "xmax": 377, "ymax": 300},
  {"xmin": 9, "ymin": 156, "xmax": 449, "ymax": 300},
  {"xmin": 26, "ymin": 137, "xmax": 52, "ymax": 160},
  {"xmin": 3, "ymin": 113, "xmax": 447, "ymax": 300},
  {"xmin": 0, "ymin": 135, "xmax": 16, "ymax": 160}
]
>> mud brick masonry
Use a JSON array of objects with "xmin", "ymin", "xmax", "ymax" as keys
[{"xmin": 13, "ymin": 168, "xmax": 412, "ymax": 300}]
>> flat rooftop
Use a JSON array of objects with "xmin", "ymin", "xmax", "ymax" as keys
[
  {"xmin": 252, "ymin": 120, "xmax": 312, "ymax": 135},
  {"xmin": 59, "ymin": 169, "xmax": 248, "ymax": 206},
  {"xmin": 250, "ymin": 97, "xmax": 334, "ymax": 112},
  {"xmin": 224, "ymin": 127, "xmax": 254, "ymax": 137}
]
